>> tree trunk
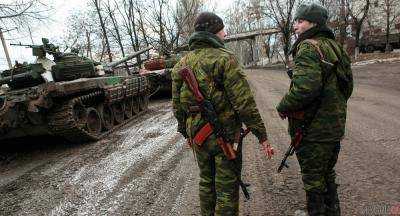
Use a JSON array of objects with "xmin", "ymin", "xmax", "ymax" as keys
[
  {"xmin": 128, "ymin": 0, "xmax": 141, "ymax": 63},
  {"xmin": 385, "ymin": 6, "xmax": 391, "ymax": 53},
  {"xmin": 107, "ymin": 5, "xmax": 130, "ymax": 73},
  {"xmin": 100, "ymin": 37, "xmax": 106, "ymax": 62},
  {"xmin": 339, "ymin": 0, "xmax": 347, "ymax": 45},
  {"xmin": 85, "ymin": 29, "xmax": 93, "ymax": 59},
  {"xmin": 136, "ymin": 5, "xmax": 150, "ymax": 58},
  {"xmin": 93, "ymin": 0, "xmax": 113, "ymax": 62}
]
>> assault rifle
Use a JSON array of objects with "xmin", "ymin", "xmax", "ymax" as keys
[
  {"xmin": 277, "ymin": 128, "xmax": 302, "ymax": 173},
  {"xmin": 179, "ymin": 67, "xmax": 251, "ymax": 200},
  {"xmin": 277, "ymin": 111, "xmax": 305, "ymax": 173},
  {"xmin": 277, "ymin": 39, "xmax": 338, "ymax": 173}
]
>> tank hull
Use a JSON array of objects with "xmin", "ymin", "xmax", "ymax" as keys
[{"xmin": 0, "ymin": 75, "xmax": 149, "ymax": 142}]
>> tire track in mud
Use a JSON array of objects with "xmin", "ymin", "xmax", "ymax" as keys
[
  {"xmin": 0, "ymin": 101, "xmax": 194, "ymax": 216},
  {"xmin": 48, "ymin": 102, "xmax": 186, "ymax": 215},
  {"xmin": 1, "ymin": 63, "xmax": 400, "ymax": 216},
  {"xmin": 0, "ymin": 103, "xmax": 165, "ymax": 215}
]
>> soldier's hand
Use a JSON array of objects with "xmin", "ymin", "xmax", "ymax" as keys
[
  {"xmin": 186, "ymin": 139, "xmax": 192, "ymax": 148},
  {"xmin": 260, "ymin": 140, "xmax": 274, "ymax": 159}
]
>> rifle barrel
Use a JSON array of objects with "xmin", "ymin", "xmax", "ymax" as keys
[{"xmin": 277, "ymin": 145, "xmax": 295, "ymax": 173}]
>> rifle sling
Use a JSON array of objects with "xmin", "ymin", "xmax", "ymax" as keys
[{"xmin": 295, "ymin": 39, "xmax": 336, "ymax": 136}]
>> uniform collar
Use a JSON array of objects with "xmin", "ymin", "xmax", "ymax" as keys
[
  {"xmin": 290, "ymin": 25, "xmax": 335, "ymax": 56},
  {"xmin": 188, "ymin": 31, "xmax": 225, "ymax": 50}
]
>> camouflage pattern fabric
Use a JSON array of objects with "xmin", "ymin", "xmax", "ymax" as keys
[
  {"xmin": 296, "ymin": 141, "xmax": 340, "ymax": 192},
  {"xmin": 172, "ymin": 31, "xmax": 268, "ymax": 143},
  {"xmin": 172, "ymin": 31, "xmax": 268, "ymax": 215},
  {"xmin": 276, "ymin": 27, "xmax": 353, "ymax": 143},
  {"xmin": 193, "ymin": 133, "xmax": 241, "ymax": 216},
  {"xmin": 277, "ymin": 26, "xmax": 350, "ymax": 216}
]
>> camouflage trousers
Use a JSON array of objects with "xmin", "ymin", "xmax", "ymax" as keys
[
  {"xmin": 295, "ymin": 140, "xmax": 340, "ymax": 192},
  {"xmin": 193, "ymin": 135, "xmax": 241, "ymax": 216}
]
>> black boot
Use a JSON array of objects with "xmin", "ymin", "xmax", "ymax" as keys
[
  {"xmin": 306, "ymin": 191, "xmax": 326, "ymax": 216},
  {"xmin": 325, "ymin": 182, "xmax": 341, "ymax": 216}
]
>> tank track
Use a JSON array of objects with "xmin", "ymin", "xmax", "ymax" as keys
[{"xmin": 48, "ymin": 91, "xmax": 148, "ymax": 143}]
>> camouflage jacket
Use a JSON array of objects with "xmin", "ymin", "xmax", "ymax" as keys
[
  {"xmin": 276, "ymin": 26, "xmax": 353, "ymax": 142},
  {"xmin": 172, "ymin": 31, "xmax": 268, "ymax": 143}
]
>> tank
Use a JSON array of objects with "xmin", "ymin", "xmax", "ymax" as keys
[
  {"xmin": 139, "ymin": 55, "xmax": 180, "ymax": 97},
  {"xmin": 0, "ymin": 38, "xmax": 152, "ymax": 143}
]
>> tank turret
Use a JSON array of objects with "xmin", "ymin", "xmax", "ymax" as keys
[
  {"xmin": 1, "ymin": 39, "xmax": 152, "ymax": 89},
  {"xmin": 0, "ymin": 39, "xmax": 153, "ymax": 143}
]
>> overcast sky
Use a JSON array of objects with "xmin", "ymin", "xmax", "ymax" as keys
[{"xmin": 0, "ymin": 0, "xmax": 233, "ymax": 70}]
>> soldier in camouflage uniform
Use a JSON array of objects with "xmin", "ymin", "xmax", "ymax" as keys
[
  {"xmin": 172, "ymin": 12, "xmax": 274, "ymax": 216},
  {"xmin": 277, "ymin": 3, "xmax": 353, "ymax": 216}
]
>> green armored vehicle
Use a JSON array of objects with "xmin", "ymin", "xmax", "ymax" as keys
[{"xmin": 0, "ymin": 38, "xmax": 152, "ymax": 143}]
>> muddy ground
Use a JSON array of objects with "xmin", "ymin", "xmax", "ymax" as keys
[{"xmin": 1, "ymin": 61, "xmax": 399, "ymax": 216}]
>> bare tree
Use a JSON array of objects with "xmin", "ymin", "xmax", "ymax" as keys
[
  {"xmin": 225, "ymin": 0, "xmax": 249, "ymax": 35},
  {"xmin": 132, "ymin": 0, "xmax": 150, "ymax": 48},
  {"xmin": 317, "ymin": 0, "xmax": 349, "ymax": 45},
  {"xmin": 347, "ymin": 0, "xmax": 370, "ymax": 48},
  {"xmin": 382, "ymin": 0, "xmax": 400, "ymax": 52},
  {"xmin": 112, "ymin": 0, "xmax": 152, "ymax": 62},
  {"xmin": 93, "ymin": 0, "xmax": 113, "ymax": 62},
  {"xmin": 104, "ymin": 1, "xmax": 128, "ymax": 70},
  {"xmin": 153, "ymin": 0, "xmax": 169, "ymax": 55},
  {"xmin": 337, "ymin": 0, "xmax": 347, "ymax": 44},
  {"xmin": 115, "ymin": 0, "xmax": 140, "ymax": 52},
  {"xmin": 0, "ymin": 0, "xmax": 51, "ymax": 29},
  {"xmin": 144, "ymin": 0, "xmax": 180, "ymax": 56},
  {"xmin": 263, "ymin": 0, "xmax": 299, "ymax": 63},
  {"xmin": 65, "ymin": 10, "xmax": 99, "ymax": 59},
  {"xmin": 105, "ymin": 1, "xmax": 126, "ymax": 56},
  {"xmin": 173, "ymin": 0, "xmax": 202, "ymax": 44}
]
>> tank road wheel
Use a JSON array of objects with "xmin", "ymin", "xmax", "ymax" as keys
[
  {"xmin": 139, "ymin": 95, "xmax": 149, "ymax": 111},
  {"xmin": 48, "ymin": 97, "xmax": 103, "ymax": 143},
  {"xmin": 102, "ymin": 105, "xmax": 113, "ymax": 131},
  {"xmin": 72, "ymin": 102, "xmax": 86, "ymax": 127},
  {"xmin": 85, "ymin": 107, "xmax": 102, "ymax": 136},
  {"xmin": 113, "ymin": 102, "xmax": 124, "ymax": 124},
  {"xmin": 132, "ymin": 97, "xmax": 140, "ymax": 115},
  {"xmin": 124, "ymin": 99, "xmax": 133, "ymax": 119}
]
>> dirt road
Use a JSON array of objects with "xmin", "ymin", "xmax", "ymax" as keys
[{"xmin": 1, "ymin": 62, "xmax": 399, "ymax": 215}]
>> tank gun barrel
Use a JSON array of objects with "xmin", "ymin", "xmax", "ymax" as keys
[
  {"xmin": 10, "ymin": 42, "xmax": 38, "ymax": 48},
  {"xmin": 107, "ymin": 46, "xmax": 152, "ymax": 68}
]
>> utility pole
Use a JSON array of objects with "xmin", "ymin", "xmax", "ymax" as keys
[{"xmin": 0, "ymin": 28, "xmax": 12, "ymax": 69}]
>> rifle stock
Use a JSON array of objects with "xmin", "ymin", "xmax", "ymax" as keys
[
  {"xmin": 179, "ymin": 66, "xmax": 237, "ymax": 160},
  {"xmin": 179, "ymin": 67, "xmax": 204, "ymax": 103},
  {"xmin": 178, "ymin": 66, "xmax": 251, "ymax": 199}
]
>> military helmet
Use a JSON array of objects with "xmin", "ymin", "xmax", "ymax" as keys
[{"xmin": 294, "ymin": 3, "xmax": 328, "ymax": 26}]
